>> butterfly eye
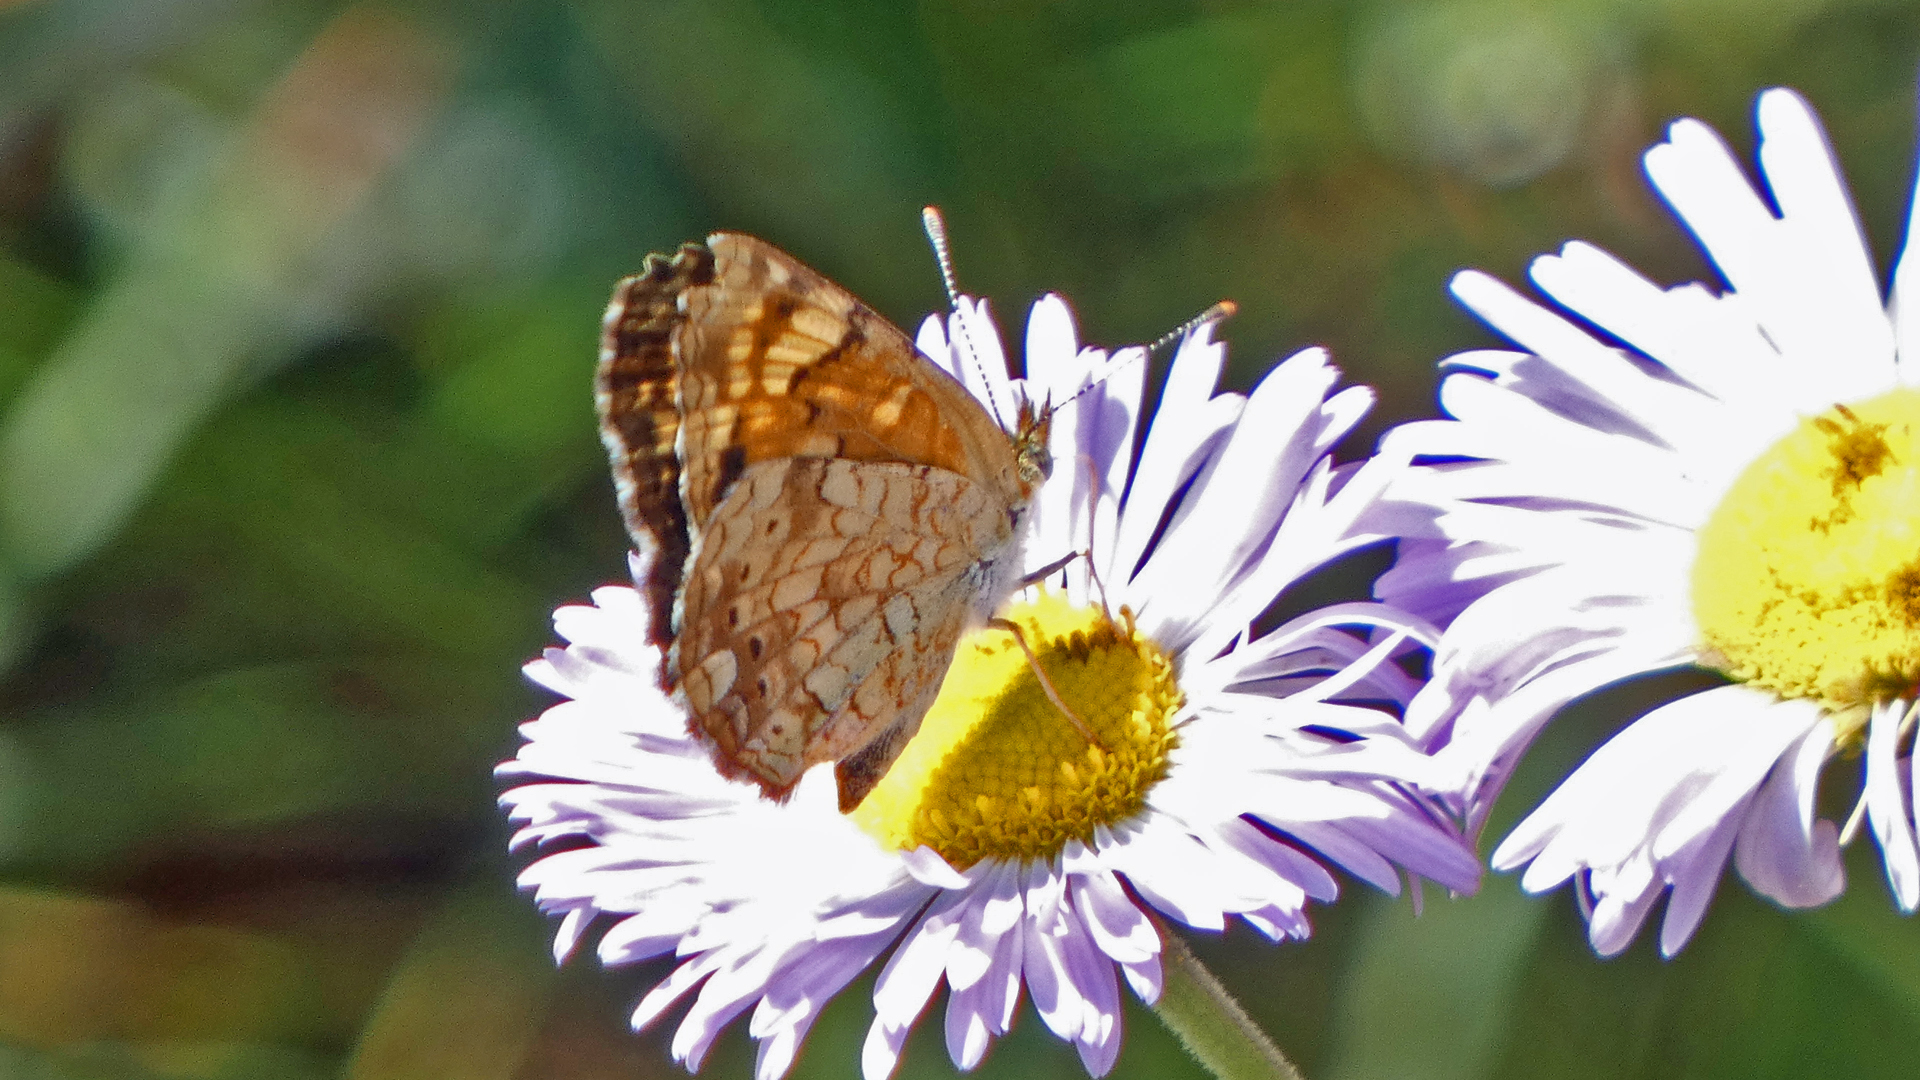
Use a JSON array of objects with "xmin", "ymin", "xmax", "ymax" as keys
[
  {"xmin": 1010, "ymin": 398, "xmax": 1053, "ymax": 484},
  {"xmin": 1012, "ymin": 407, "xmax": 1052, "ymax": 484},
  {"xmin": 1010, "ymin": 436, "xmax": 1051, "ymax": 485}
]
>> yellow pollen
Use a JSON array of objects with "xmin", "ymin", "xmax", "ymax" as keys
[
  {"xmin": 1692, "ymin": 388, "xmax": 1920, "ymax": 740},
  {"xmin": 849, "ymin": 590, "xmax": 1182, "ymax": 868}
]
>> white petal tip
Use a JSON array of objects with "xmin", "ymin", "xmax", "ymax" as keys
[{"xmin": 902, "ymin": 846, "xmax": 969, "ymax": 888}]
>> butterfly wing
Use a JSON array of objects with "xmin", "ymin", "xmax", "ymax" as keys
[
  {"xmin": 597, "ymin": 234, "xmax": 1023, "ymax": 665},
  {"xmin": 596, "ymin": 233, "xmax": 1036, "ymax": 807},
  {"xmin": 670, "ymin": 234, "xmax": 1023, "ymax": 527},
  {"xmin": 677, "ymin": 457, "xmax": 1013, "ymax": 805},
  {"xmin": 597, "ymin": 243, "xmax": 711, "ymax": 651}
]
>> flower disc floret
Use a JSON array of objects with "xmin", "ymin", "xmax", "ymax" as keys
[
  {"xmin": 851, "ymin": 590, "xmax": 1180, "ymax": 868},
  {"xmin": 1693, "ymin": 388, "xmax": 1920, "ymax": 716}
]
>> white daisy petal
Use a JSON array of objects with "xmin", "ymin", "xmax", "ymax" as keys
[
  {"xmin": 860, "ymin": 1017, "xmax": 912, "ymax": 1080},
  {"xmin": 503, "ymin": 288, "xmax": 1472, "ymax": 1077},
  {"xmin": 1110, "ymin": 324, "xmax": 1238, "ymax": 583},
  {"xmin": 1069, "ymin": 865, "xmax": 1161, "ymax": 965},
  {"xmin": 1026, "ymin": 295, "xmax": 1083, "ymax": 403},
  {"xmin": 900, "ymin": 845, "xmax": 969, "ymax": 888},
  {"xmin": 1579, "ymin": 877, "xmax": 1657, "ymax": 957},
  {"xmin": 1076, "ymin": 348, "xmax": 1147, "ymax": 599},
  {"xmin": 1023, "ymin": 296, "xmax": 1093, "ymax": 568},
  {"xmin": 1493, "ymin": 687, "xmax": 1813, "ymax": 883},
  {"xmin": 1019, "ymin": 859, "xmax": 1082, "ymax": 1042},
  {"xmin": 872, "ymin": 889, "xmax": 967, "ymax": 1031},
  {"xmin": 1749, "ymin": 91, "xmax": 1894, "ymax": 381},
  {"xmin": 1449, "ymin": 271, "xmax": 1674, "ymax": 432},
  {"xmin": 1133, "ymin": 350, "xmax": 1341, "ymax": 645},
  {"xmin": 915, "ymin": 312, "xmax": 955, "ymax": 380},
  {"xmin": 1866, "ymin": 698, "xmax": 1920, "ymax": 911},
  {"xmin": 948, "ymin": 862, "xmax": 1021, "ymax": 991},
  {"xmin": 1065, "ymin": 921, "xmax": 1124, "ymax": 1077},
  {"xmin": 1120, "ymin": 953, "xmax": 1163, "ymax": 1003},
  {"xmin": 1525, "ymin": 245, "xmax": 1727, "ymax": 442},
  {"xmin": 950, "ymin": 297, "xmax": 1018, "ymax": 428},
  {"xmin": 945, "ymin": 912, "xmax": 1022, "ymax": 1071},
  {"xmin": 1655, "ymin": 806, "xmax": 1744, "ymax": 957},
  {"xmin": 1395, "ymin": 88, "xmax": 1920, "ymax": 954}
]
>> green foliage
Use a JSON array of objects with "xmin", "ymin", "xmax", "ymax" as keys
[{"xmin": 0, "ymin": 0, "xmax": 1915, "ymax": 1076}]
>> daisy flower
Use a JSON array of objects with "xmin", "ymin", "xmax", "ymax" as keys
[
  {"xmin": 500, "ymin": 292, "xmax": 1479, "ymax": 1078},
  {"xmin": 1374, "ymin": 88, "xmax": 1920, "ymax": 957}
]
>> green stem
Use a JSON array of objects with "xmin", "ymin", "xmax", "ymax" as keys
[{"xmin": 1149, "ymin": 916, "xmax": 1306, "ymax": 1080}]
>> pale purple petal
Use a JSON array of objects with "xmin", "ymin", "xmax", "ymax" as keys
[
  {"xmin": 1866, "ymin": 699, "xmax": 1920, "ymax": 910},
  {"xmin": 1492, "ymin": 687, "xmax": 1822, "ymax": 955},
  {"xmin": 1732, "ymin": 717, "xmax": 1844, "ymax": 908}
]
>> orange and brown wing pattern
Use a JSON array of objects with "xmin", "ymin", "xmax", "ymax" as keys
[
  {"xmin": 672, "ymin": 234, "xmax": 1023, "ymax": 528},
  {"xmin": 596, "ymin": 242, "xmax": 714, "ymax": 652},
  {"xmin": 596, "ymin": 234, "xmax": 1022, "ymax": 663}
]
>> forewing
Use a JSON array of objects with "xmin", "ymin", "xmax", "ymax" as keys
[
  {"xmin": 672, "ymin": 234, "xmax": 1020, "ymax": 530},
  {"xmin": 675, "ymin": 458, "xmax": 1014, "ymax": 802},
  {"xmin": 596, "ymin": 242, "xmax": 714, "ymax": 652}
]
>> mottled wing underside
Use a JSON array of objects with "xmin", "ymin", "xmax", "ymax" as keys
[
  {"xmin": 596, "ymin": 233, "xmax": 1036, "ymax": 808},
  {"xmin": 678, "ymin": 457, "xmax": 1012, "ymax": 807}
]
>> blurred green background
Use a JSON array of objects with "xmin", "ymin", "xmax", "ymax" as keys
[{"xmin": 0, "ymin": 0, "xmax": 1917, "ymax": 1077}]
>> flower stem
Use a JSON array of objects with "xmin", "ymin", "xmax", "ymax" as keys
[{"xmin": 1149, "ymin": 918, "xmax": 1306, "ymax": 1080}]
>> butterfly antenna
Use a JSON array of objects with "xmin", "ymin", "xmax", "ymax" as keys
[
  {"xmin": 922, "ymin": 205, "xmax": 1008, "ymax": 422},
  {"xmin": 1148, "ymin": 299, "xmax": 1237, "ymax": 357},
  {"xmin": 1051, "ymin": 299, "xmax": 1239, "ymax": 415},
  {"xmin": 922, "ymin": 206, "xmax": 962, "ymax": 310}
]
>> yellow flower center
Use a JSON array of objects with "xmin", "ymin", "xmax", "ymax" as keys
[
  {"xmin": 849, "ymin": 590, "xmax": 1182, "ymax": 869},
  {"xmin": 1692, "ymin": 387, "xmax": 1920, "ymax": 736}
]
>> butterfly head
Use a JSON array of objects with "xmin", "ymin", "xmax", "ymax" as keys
[{"xmin": 1011, "ymin": 395, "xmax": 1053, "ymax": 492}]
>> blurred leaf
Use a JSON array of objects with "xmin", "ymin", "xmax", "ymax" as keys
[
  {"xmin": 91, "ymin": 395, "xmax": 552, "ymax": 677},
  {"xmin": 343, "ymin": 884, "xmax": 555, "ymax": 1080},
  {"xmin": 0, "ymin": 1041, "xmax": 175, "ymax": 1080},
  {"xmin": 1485, "ymin": 878, "xmax": 1920, "ymax": 1080},
  {"xmin": 8, "ymin": 661, "xmax": 506, "ymax": 869},
  {"xmin": 0, "ymin": 886, "xmax": 336, "ymax": 1049},
  {"xmin": 1803, "ymin": 843, "xmax": 1920, "ymax": 1015},
  {"xmin": 0, "ymin": 1040, "xmax": 334, "ymax": 1080},
  {"xmin": 0, "ymin": 265, "xmax": 287, "ymax": 581},
  {"xmin": 0, "ymin": 0, "xmax": 251, "ymax": 137},
  {"xmin": 0, "ymin": 5, "xmax": 452, "ymax": 582},
  {"xmin": 0, "ymin": 249, "xmax": 78, "ymax": 379},
  {"xmin": 1326, "ymin": 879, "xmax": 1546, "ymax": 1080},
  {"xmin": 60, "ymin": 73, "xmax": 226, "ymax": 252},
  {"xmin": 415, "ymin": 283, "xmax": 606, "ymax": 534},
  {"xmin": 573, "ymin": 0, "xmax": 936, "ymax": 312},
  {"xmin": 1049, "ymin": 9, "xmax": 1349, "ymax": 195},
  {"xmin": 379, "ymin": 97, "xmax": 577, "ymax": 287}
]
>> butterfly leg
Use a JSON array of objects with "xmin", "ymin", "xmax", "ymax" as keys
[
  {"xmin": 988, "ymin": 617, "xmax": 1107, "ymax": 752},
  {"xmin": 1020, "ymin": 549, "xmax": 1084, "ymax": 587}
]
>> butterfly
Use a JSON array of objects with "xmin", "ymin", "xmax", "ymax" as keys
[{"xmin": 596, "ymin": 233, "xmax": 1052, "ymax": 811}]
